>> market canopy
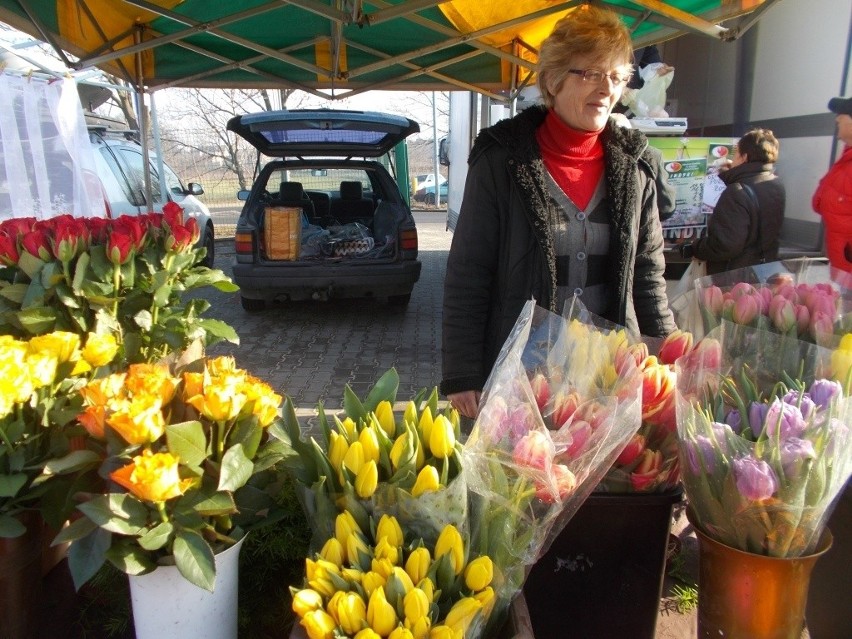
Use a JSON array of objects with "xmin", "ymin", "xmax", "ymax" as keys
[{"xmin": 0, "ymin": 0, "xmax": 778, "ymax": 101}]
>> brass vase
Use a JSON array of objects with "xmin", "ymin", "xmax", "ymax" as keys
[{"xmin": 692, "ymin": 518, "xmax": 832, "ymax": 639}]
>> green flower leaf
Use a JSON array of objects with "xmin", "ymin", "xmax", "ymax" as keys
[
  {"xmin": 218, "ymin": 444, "xmax": 253, "ymax": 492},
  {"xmin": 0, "ymin": 514, "xmax": 27, "ymax": 538},
  {"xmin": 77, "ymin": 493, "xmax": 150, "ymax": 535},
  {"xmin": 173, "ymin": 528, "xmax": 216, "ymax": 591},
  {"xmin": 138, "ymin": 522, "xmax": 174, "ymax": 551},
  {"xmin": 106, "ymin": 538, "xmax": 155, "ymax": 575},
  {"xmin": 0, "ymin": 282, "xmax": 28, "ymax": 304},
  {"xmin": 15, "ymin": 305, "xmax": 57, "ymax": 334},
  {"xmin": 67, "ymin": 527, "xmax": 111, "ymax": 590},
  {"xmin": 195, "ymin": 318, "xmax": 240, "ymax": 344},
  {"xmin": 363, "ymin": 368, "xmax": 399, "ymax": 412},
  {"xmin": 166, "ymin": 420, "xmax": 207, "ymax": 468},
  {"xmin": 17, "ymin": 251, "xmax": 44, "ymax": 280},
  {"xmin": 51, "ymin": 516, "xmax": 99, "ymax": 546},
  {"xmin": 177, "ymin": 489, "xmax": 235, "ymax": 518},
  {"xmin": 0, "ymin": 473, "xmax": 27, "ymax": 498},
  {"xmin": 42, "ymin": 450, "xmax": 101, "ymax": 476},
  {"xmin": 227, "ymin": 416, "xmax": 262, "ymax": 459}
]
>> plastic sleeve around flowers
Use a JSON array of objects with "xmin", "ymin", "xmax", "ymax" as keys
[
  {"xmin": 675, "ymin": 323, "xmax": 852, "ymax": 558},
  {"xmin": 462, "ymin": 300, "xmax": 643, "ymax": 630}
]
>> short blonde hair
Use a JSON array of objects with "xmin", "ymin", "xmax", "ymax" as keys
[{"xmin": 536, "ymin": 5, "xmax": 634, "ymax": 109}]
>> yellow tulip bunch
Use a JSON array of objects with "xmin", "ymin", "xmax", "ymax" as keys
[
  {"xmin": 292, "ymin": 510, "xmax": 496, "ymax": 639},
  {"xmin": 279, "ymin": 369, "xmax": 466, "ymax": 546},
  {"xmin": 832, "ymin": 332, "xmax": 852, "ymax": 392},
  {"xmin": 58, "ymin": 355, "xmax": 290, "ymax": 592},
  {"xmin": 0, "ymin": 331, "xmax": 118, "ymax": 537},
  {"xmin": 323, "ymin": 394, "xmax": 461, "ymax": 500}
]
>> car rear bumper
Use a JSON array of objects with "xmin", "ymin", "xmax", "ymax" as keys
[{"xmin": 233, "ymin": 259, "xmax": 422, "ymax": 301}]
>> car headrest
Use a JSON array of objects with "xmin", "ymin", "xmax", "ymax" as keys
[
  {"xmin": 279, "ymin": 181, "xmax": 306, "ymax": 201},
  {"xmin": 339, "ymin": 180, "xmax": 363, "ymax": 200}
]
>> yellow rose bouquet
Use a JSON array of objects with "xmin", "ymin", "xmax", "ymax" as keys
[
  {"xmin": 290, "ymin": 510, "xmax": 497, "ymax": 639},
  {"xmin": 275, "ymin": 368, "xmax": 467, "ymax": 550},
  {"xmin": 0, "ymin": 330, "xmax": 118, "ymax": 537},
  {"xmin": 54, "ymin": 355, "xmax": 290, "ymax": 591}
]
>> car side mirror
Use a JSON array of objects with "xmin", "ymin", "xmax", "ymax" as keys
[
  {"xmin": 237, "ymin": 189, "xmax": 251, "ymax": 201},
  {"xmin": 187, "ymin": 182, "xmax": 204, "ymax": 196}
]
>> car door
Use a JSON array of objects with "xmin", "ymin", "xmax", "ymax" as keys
[{"xmin": 92, "ymin": 143, "xmax": 144, "ymax": 217}]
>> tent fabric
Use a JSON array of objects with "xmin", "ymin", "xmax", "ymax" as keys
[{"xmin": 0, "ymin": 1, "xmax": 772, "ymax": 100}]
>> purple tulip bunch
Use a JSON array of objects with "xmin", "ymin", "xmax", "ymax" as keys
[{"xmin": 677, "ymin": 343, "xmax": 852, "ymax": 558}]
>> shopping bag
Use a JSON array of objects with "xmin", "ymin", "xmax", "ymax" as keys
[{"xmin": 669, "ymin": 259, "xmax": 707, "ymax": 337}]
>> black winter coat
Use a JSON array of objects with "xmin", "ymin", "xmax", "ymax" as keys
[
  {"xmin": 691, "ymin": 161, "xmax": 785, "ymax": 275},
  {"xmin": 440, "ymin": 106, "xmax": 676, "ymax": 396}
]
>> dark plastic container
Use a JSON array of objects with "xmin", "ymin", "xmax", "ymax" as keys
[{"xmin": 523, "ymin": 489, "xmax": 682, "ymax": 639}]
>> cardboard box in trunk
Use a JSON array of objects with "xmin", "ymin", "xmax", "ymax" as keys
[{"xmin": 264, "ymin": 206, "xmax": 302, "ymax": 260}]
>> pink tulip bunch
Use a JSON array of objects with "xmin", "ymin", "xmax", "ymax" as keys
[{"xmin": 698, "ymin": 277, "xmax": 846, "ymax": 346}]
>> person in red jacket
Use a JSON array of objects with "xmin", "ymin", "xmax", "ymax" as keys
[{"xmin": 813, "ymin": 97, "xmax": 852, "ymax": 273}]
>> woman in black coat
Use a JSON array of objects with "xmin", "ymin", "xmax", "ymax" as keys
[
  {"xmin": 681, "ymin": 128, "xmax": 786, "ymax": 275},
  {"xmin": 440, "ymin": 6, "xmax": 675, "ymax": 419}
]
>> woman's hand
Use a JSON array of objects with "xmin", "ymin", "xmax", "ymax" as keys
[{"xmin": 447, "ymin": 390, "xmax": 482, "ymax": 419}]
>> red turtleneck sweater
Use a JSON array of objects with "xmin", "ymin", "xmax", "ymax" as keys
[{"xmin": 535, "ymin": 110, "xmax": 604, "ymax": 211}]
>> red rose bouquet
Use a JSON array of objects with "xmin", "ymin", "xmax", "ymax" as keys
[{"xmin": 0, "ymin": 205, "xmax": 238, "ymax": 364}]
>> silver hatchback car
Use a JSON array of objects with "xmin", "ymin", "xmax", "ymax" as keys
[{"xmin": 227, "ymin": 109, "xmax": 422, "ymax": 311}]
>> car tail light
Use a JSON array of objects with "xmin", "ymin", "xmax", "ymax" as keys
[
  {"xmin": 400, "ymin": 228, "xmax": 418, "ymax": 251},
  {"xmin": 235, "ymin": 232, "xmax": 254, "ymax": 255}
]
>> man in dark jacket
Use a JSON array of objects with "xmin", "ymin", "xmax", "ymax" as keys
[
  {"xmin": 681, "ymin": 128, "xmax": 785, "ymax": 274},
  {"xmin": 441, "ymin": 106, "xmax": 676, "ymax": 408}
]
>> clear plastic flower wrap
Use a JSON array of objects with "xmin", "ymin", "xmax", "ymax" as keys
[
  {"xmin": 691, "ymin": 258, "xmax": 852, "ymax": 346},
  {"xmin": 675, "ymin": 321, "xmax": 852, "ymax": 558},
  {"xmin": 462, "ymin": 300, "xmax": 643, "ymax": 631}
]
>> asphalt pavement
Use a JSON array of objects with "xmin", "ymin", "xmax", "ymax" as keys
[{"xmin": 198, "ymin": 209, "xmax": 451, "ymax": 425}]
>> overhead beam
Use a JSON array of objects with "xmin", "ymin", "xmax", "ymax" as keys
[{"xmin": 626, "ymin": 0, "xmax": 729, "ymax": 39}]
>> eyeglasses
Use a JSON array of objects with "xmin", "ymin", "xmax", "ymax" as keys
[{"xmin": 567, "ymin": 68, "xmax": 633, "ymax": 86}]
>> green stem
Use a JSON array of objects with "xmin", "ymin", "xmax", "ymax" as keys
[
  {"xmin": 111, "ymin": 263, "xmax": 121, "ymax": 318},
  {"xmin": 156, "ymin": 501, "xmax": 169, "ymax": 524}
]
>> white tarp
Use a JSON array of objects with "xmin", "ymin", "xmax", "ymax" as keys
[{"xmin": 0, "ymin": 73, "xmax": 104, "ymax": 220}]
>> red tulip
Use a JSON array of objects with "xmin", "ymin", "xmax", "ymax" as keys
[
  {"xmin": 113, "ymin": 215, "xmax": 147, "ymax": 252},
  {"xmin": 21, "ymin": 229, "xmax": 52, "ymax": 261},
  {"xmin": 616, "ymin": 434, "xmax": 646, "ymax": 466},
  {"xmin": 87, "ymin": 217, "xmax": 112, "ymax": 244},
  {"xmin": 658, "ymin": 330, "xmax": 694, "ymax": 365},
  {"xmin": 558, "ymin": 419, "xmax": 592, "ymax": 460},
  {"xmin": 106, "ymin": 230, "xmax": 135, "ymax": 265},
  {"xmin": 512, "ymin": 430, "xmax": 552, "ymax": 471},
  {"xmin": 163, "ymin": 201, "xmax": 184, "ymax": 227},
  {"xmin": 166, "ymin": 223, "xmax": 195, "ymax": 253},
  {"xmin": 530, "ymin": 372, "xmax": 550, "ymax": 412},
  {"xmin": 630, "ymin": 449, "xmax": 664, "ymax": 491},
  {"xmin": 0, "ymin": 232, "xmax": 20, "ymax": 266},
  {"xmin": 0, "ymin": 217, "xmax": 35, "ymax": 237},
  {"xmin": 52, "ymin": 217, "xmax": 89, "ymax": 262},
  {"xmin": 551, "ymin": 391, "xmax": 581, "ymax": 429},
  {"xmin": 535, "ymin": 464, "xmax": 577, "ymax": 503},
  {"xmin": 692, "ymin": 337, "xmax": 722, "ymax": 371}
]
